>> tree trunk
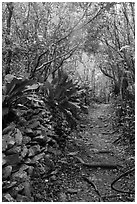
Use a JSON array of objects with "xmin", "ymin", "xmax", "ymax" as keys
[{"xmin": 5, "ymin": 3, "xmax": 14, "ymax": 75}]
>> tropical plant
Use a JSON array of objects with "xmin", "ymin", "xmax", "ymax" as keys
[
  {"xmin": 42, "ymin": 70, "xmax": 84, "ymax": 129},
  {"xmin": 2, "ymin": 74, "xmax": 38, "ymax": 127}
]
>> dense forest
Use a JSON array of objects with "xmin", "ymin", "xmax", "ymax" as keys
[{"xmin": 2, "ymin": 2, "xmax": 135, "ymax": 202}]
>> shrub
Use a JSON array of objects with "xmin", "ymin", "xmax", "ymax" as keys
[
  {"xmin": 2, "ymin": 74, "xmax": 38, "ymax": 128},
  {"xmin": 42, "ymin": 70, "xmax": 84, "ymax": 129},
  {"xmin": 115, "ymin": 98, "xmax": 135, "ymax": 144}
]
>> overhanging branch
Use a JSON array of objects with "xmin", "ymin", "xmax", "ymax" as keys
[
  {"xmin": 99, "ymin": 65, "xmax": 115, "ymax": 80},
  {"xmin": 32, "ymin": 44, "xmax": 79, "ymax": 75}
]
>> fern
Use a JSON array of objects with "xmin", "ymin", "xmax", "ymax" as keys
[{"xmin": 43, "ymin": 71, "xmax": 82, "ymax": 128}]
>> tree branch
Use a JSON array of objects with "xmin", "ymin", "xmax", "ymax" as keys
[
  {"xmin": 51, "ymin": 47, "xmax": 77, "ymax": 76},
  {"xmin": 99, "ymin": 65, "xmax": 115, "ymax": 80},
  {"xmin": 31, "ymin": 44, "xmax": 79, "ymax": 77}
]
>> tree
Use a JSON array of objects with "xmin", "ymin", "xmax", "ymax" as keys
[
  {"xmin": 2, "ymin": 2, "xmax": 107, "ymax": 82},
  {"xmin": 83, "ymin": 2, "xmax": 135, "ymax": 98},
  {"xmin": 3, "ymin": 3, "xmax": 14, "ymax": 75}
]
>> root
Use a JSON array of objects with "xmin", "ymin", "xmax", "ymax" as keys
[
  {"xmin": 111, "ymin": 167, "xmax": 135, "ymax": 194},
  {"xmin": 82, "ymin": 175, "xmax": 104, "ymax": 202},
  {"xmin": 74, "ymin": 156, "xmax": 121, "ymax": 169}
]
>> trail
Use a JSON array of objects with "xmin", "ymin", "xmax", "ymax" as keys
[
  {"xmin": 60, "ymin": 103, "xmax": 134, "ymax": 202},
  {"xmin": 31, "ymin": 103, "xmax": 135, "ymax": 202},
  {"xmin": 79, "ymin": 103, "xmax": 125, "ymax": 201}
]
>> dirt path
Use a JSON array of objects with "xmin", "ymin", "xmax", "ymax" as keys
[
  {"xmin": 85, "ymin": 103, "xmax": 125, "ymax": 163},
  {"xmin": 31, "ymin": 103, "xmax": 134, "ymax": 202},
  {"xmin": 79, "ymin": 103, "xmax": 125, "ymax": 201},
  {"xmin": 59, "ymin": 103, "xmax": 134, "ymax": 202}
]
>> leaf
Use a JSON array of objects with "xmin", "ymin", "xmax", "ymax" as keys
[
  {"xmin": 47, "ymin": 147, "xmax": 61, "ymax": 156},
  {"xmin": 3, "ymin": 193, "xmax": 15, "ymax": 202},
  {"xmin": 2, "ymin": 165, "xmax": 12, "ymax": 179},
  {"xmin": 50, "ymin": 169, "xmax": 59, "ymax": 175},
  {"xmin": 66, "ymin": 87, "xmax": 77, "ymax": 98},
  {"xmin": 61, "ymin": 101, "xmax": 80, "ymax": 120},
  {"xmin": 80, "ymin": 105, "xmax": 88, "ymax": 114},
  {"xmin": 54, "ymin": 86, "xmax": 65, "ymax": 100},
  {"xmin": 25, "ymin": 128, "xmax": 33, "ymax": 134},
  {"xmin": 2, "ymin": 86, "xmax": 7, "ymax": 95},
  {"xmin": 2, "ymin": 124, "xmax": 15, "ymax": 134},
  {"xmin": 30, "ymin": 153, "xmax": 45, "ymax": 163},
  {"xmin": 5, "ymin": 153, "xmax": 21, "ymax": 166},
  {"xmin": 4, "ymin": 74, "xmax": 16, "ymax": 83},
  {"xmin": 67, "ymin": 101, "xmax": 81, "ymax": 111},
  {"xmin": 2, "ymin": 154, "xmax": 7, "ymax": 166},
  {"xmin": 29, "ymin": 121, "xmax": 40, "ymax": 129},
  {"xmin": 28, "ymin": 145, "xmax": 41, "ymax": 157},
  {"xmin": 63, "ymin": 79, "xmax": 73, "ymax": 89},
  {"xmin": 6, "ymin": 78, "xmax": 18, "ymax": 96},
  {"xmin": 9, "ymin": 80, "xmax": 33, "ymax": 96},
  {"xmin": 14, "ymin": 129, "xmax": 23, "ymax": 145},
  {"xmin": 27, "ymin": 95, "xmax": 44, "ymax": 105},
  {"xmin": 60, "ymin": 108, "xmax": 77, "ymax": 128},
  {"xmin": 25, "ymin": 83, "xmax": 39, "ymax": 91},
  {"xmin": 43, "ymin": 81, "xmax": 54, "ymax": 99},
  {"xmin": 2, "ymin": 181, "xmax": 17, "ymax": 191},
  {"xmin": 2, "ymin": 107, "xmax": 9, "ymax": 117},
  {"xmin": 5, "ymin": 78, "xmax": 35, "ymax": 100}
]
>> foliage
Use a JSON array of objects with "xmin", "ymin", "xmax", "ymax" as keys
[
  {"xmin": 2, "ymin": 74, "xmax": 38, "ymax": 127},
  {"xmin": 84, "ymin": 2, "xmax": 135, "ymax": 98},
  {"xmin": 114, "ymin": 98, "xmax": 135, "ymax": 144},
  {"xmin": 2, "ymin": 2, "xmax": 97, "ymax": 79},
  {"xmin": 2, "ymin": 2, "xmax": 135, "ymax": 202},
  {"xmin": 77, "ymin": 84, "xmax": 92, "ymax": 106},
  {"xmin": 2, "ymin": 70, "xmax": 89, "ymax": 151},
  {"xmin": 41, "ymin": 70, "xmax": 84, "ymax": 129},
  {"xmin": 2, "ymin": 71, "xmax": 88, "ymax": 150}
]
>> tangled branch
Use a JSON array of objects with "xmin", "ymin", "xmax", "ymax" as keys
[{"xmin": 111, "ymin": 167, "xmax": 135, "ymax": 194}]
